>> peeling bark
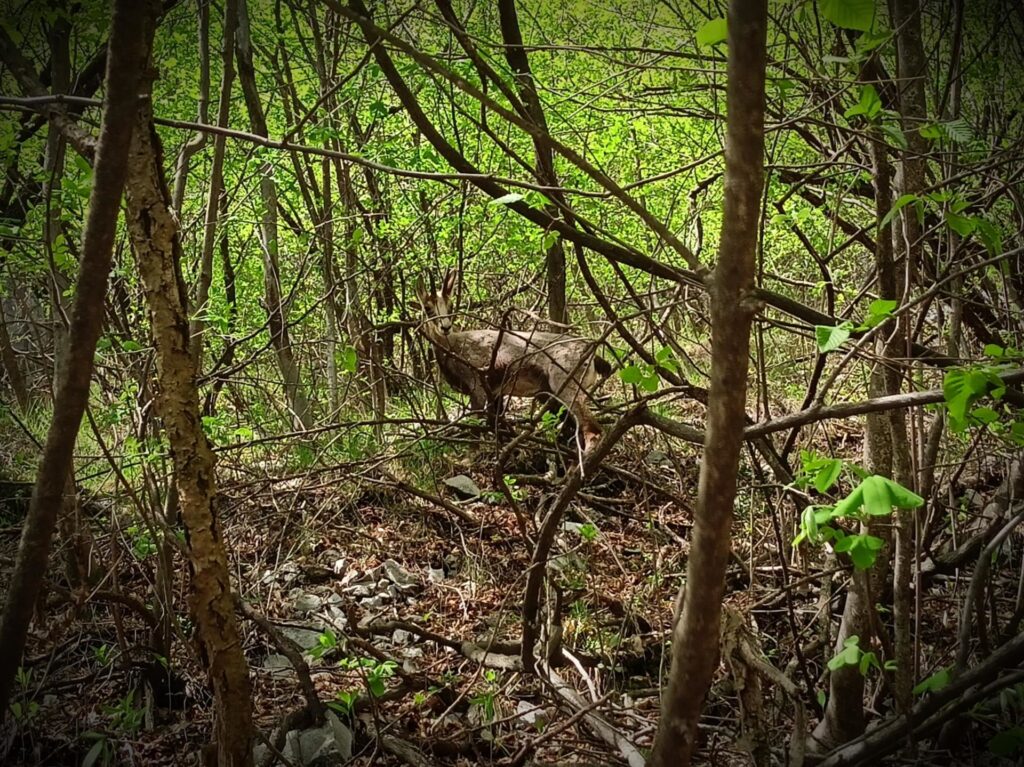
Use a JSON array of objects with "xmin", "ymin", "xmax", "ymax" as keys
[
  {"xmin": 109, "ymin": 21, "xmax": 255, "ymax": 764},
  {"xmin": 124, "ymin": 106, "xmax": 255, "ymax": 767}
]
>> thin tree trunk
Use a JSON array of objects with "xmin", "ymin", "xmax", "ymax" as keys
[
  {"xmin": 235, "ymin": 0, "xmax": 313, "ymax": 431},
  {"xmin": 171, "ymin": 0, "xmax": 211, "ymax": 215},
  {"xmin": 811, "ymin": 133, "xmax": 898, "ymax": 751},
  {"xmin": 0, "ymin": 288, "xmax": 30, "ymax": 412},
  {"xmin": 124, "ymin": 80, "xmax": 255, "ymax": 767},
  {"xmin": 891, "ymin": 0, "xmax": 930, "ymax": 717},
  {"xmin": 496, "ymin": 0, "xmax": 568, "ymax": 324},
  {"xmin": 321, "ymin": 154, "xmax": 340, "ymax": 416},
  {"xmin": 190, "ymin": 0, "xmax": 236, "ymax": 374},
  {"xmin": 649, "ymin": 1, "xmax": 767, "ymax": 763},
  {"xmin": 0, "ymin": 0, "xmax": 154, "ymax": 718}
]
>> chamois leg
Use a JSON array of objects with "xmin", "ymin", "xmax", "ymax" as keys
[{"xmin": 554, "ymin": 383, "xmax": 602, "ymax": 454}]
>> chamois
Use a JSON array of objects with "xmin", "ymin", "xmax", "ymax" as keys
[{"xmin": 414, "ymin": 270, "xmax": 609, "ymax": 452}]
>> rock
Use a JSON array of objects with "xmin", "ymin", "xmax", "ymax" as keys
[
  {"xmin": 253, "ymin": 710, "xmax": 353, "ymax": 765},
  {"xmin": 645, "ymin": 449, "xmax": 672, "ymax": 467},
  {"xmin": 561, "ymin": 521, "xmax": 584, "ymax": 535},
  {"xmin": 342, "ymin": 576, "xmax": 374, "ymax": 597},
  {"xmin": 324, "ymin": 605, "xmax": 348, "ymax": 627},
  {"xmin": 427, "ymin": 565, "xmax": 446, "ymax": 583},
  {"xmin": 443, "ymin": 474, "xmax": 481, "ymax": 499},
  {"xmin": 392, "ymin": 628, "xmax": 412, "ymax": 645},
  {"xmin": 382, "ymin": 559, "xmax": 418, "ymax": 592},
  {"xmin": 516, "ymin": 699, "xmax": 551, "ymax": 729},
  {"xmin": 279, "ymin": 626, "xmax": 324, "ymax": 650},
  {"xmin": 262, "ymin": 653, "xmax": 293, "ymax": 674},
  {"xmin": 292, "ymin": 593, "xmax": 323, "ymax": 613}
]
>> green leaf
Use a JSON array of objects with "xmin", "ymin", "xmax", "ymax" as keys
[
  {"xmin": 639, "ymin": 374, "xmax": 661, "ymax": 393},
  {"xmin": 835, "ymin": 533, "xmax": 885, "ymax": 569},
  {"xmin": 696, "ymin": 17, "xmax": 728, "ymax": 48},
  {"xmin": 971, "ymin": 406, "xmax": 999, "ymax": 424},
  {"xmin": 973, "ymin": 217, "xmax": 1003, "ymax": 255},
  {"xmin": 943, "ymin": 118, "xmax": 972, "ymax": 144},
  {"xmin": 815, "ymin": 323, "xmax": 852, "ymax": 353},
  {"xmin": 988, "ymin": 727, "xmax": 1024, "ymax": 757},
  {"xmin": 912, "ymin": 668, "xmax": 951, "ymax": 695},
  {"xmin": 880, "ymin": 193, "xmax": 918, "ymax": 229},
  {"xmin": 800, "ymin": 506, "xmax": 819, "ymax": 542},
  {"xmin": 844, "ymin": 85, "xmax": 882, "ymax": 120},
  {"xmin": 880, "ymin": 124, "xmax": 908, "ymax": 150},
  {"xmin": 944, "ymin": 368, "xmax": 991, "ymax": 426},
  {"xmin": 859, "ymin": 650, "xmax": 880, "ymax": 675},
  {"xmin": 861, "ymin": 298, "xmax": 898, "ymax": 329},
  {"xmin": 82, "ymin": 740, "xmax": 106, "ymax": 767},
  {"xmin": 984, "ymin": 344, "xmax": 1005, "ymax": 358},
  {"xmin": 121, "ymin": 339, "xmax": 143, "ymax": 352},
  {"xmin": 827, "ymin": 639, "xmax": 862, "ymax": 670},
  {"xmin": 619, "ymin": 365, "xmax": 643, "ymax": 385},
  {"xmin": 341, "ymin": 345, "xmax": 358, "ymax": 373},
  {"xmin": 489, "ymin": 193, "xmax": 523, "ymax": 206},
  {"xmin": 814, "ymin": 458, "xmax": 843, "ymax": 494},
  {"xmin": 945, "ymin": 211, "xmax": 976, "ymax": 237},
  {"xmin": 855, "ymin": 30, "xmax": 890, "ymax": 52},
  {"xmin": 919, "ymin": 123, "xmax": 943, "ymax": 140},
  {"xmin": 819, "ymin": 0, "xmax": 876, "ymax": 31}
]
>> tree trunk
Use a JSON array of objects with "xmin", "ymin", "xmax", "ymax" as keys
[
  {"xmin": 124, "ymin": 95, "xmax": 255, "ymax": 767},
  {"xmin": 648, "ymin": 1, "xmax": 767, "ymax": 763},
  {"xmin": 170, "ymin": 0, "xmax": 211, "ymax": 215},
  {"xmin": 0, "ymin": 0, "xmax": 155, "ymax": 718},
  {"xmin": 811, "ymin": 133, "xmax": 898, "ymax": 751},
  {"xmin": 190, "ymin": 0, "xmax": 236, "ymax": 374},
  {"xmin": 236, "ymin": 0, "xmax": 314, "ymax": 431},
  {"xmin": 497, "ymin": 0, "xmax": 568, "ymax": 324},
  {"xmin": 0, "ymin": 292, "xmax": 30, "ymax": 412},
  {"xmin": 891, "ymin": 0, "xmax": 930, "ymax": 717},
  {"xmin": 321, "ymin": 154, "xmax": 340, "ymax": 416}
]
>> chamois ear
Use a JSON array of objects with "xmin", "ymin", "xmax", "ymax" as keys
[
  {"xmin": 442, "ymin": 268, "xmax": 458, "ymax": 298},
  {"xmin": 414, "ymin": 275, "xmax": 428, "ymax": 304}
]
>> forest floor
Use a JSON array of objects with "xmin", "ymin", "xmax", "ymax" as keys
[{"xmin": 0, "ymin": 408, "xmax": 1018, "ymax": 766}]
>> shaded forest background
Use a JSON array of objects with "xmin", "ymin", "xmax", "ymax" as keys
[{"xmin": 2, "ymin": 0, "xmax": 1024, "ymax": 765}]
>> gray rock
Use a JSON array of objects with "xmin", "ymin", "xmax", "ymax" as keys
[
  {"xmin": 382, "ymin": 559, "xmax": 418, "ymax": 592},
  {"xmin": 279, "ymin": 626, "xmax": 324, "ymax": 650},
  {"xmin": 443, "ymin": 474, "xmax": 481, "ymax": 499},
  {"xmin": 427, "ymin": 565, "xmax": 446, "ymax": 583},
  {"xmin": 343, "ymin": 579, "xmax": 374, "ymax": 598},
  {"xmin": 516, "ymin": 699, "xmax": 551, "ymax": 729},
  {"xmin": 645, "ymin": 449, "xmax": 673, "ymax": 466},
  {"xmin": 253, "ymin": 711, "xmax": 353, "ymax": 765},
  {"xmin": 292, "ymin": 593, "xmax": 323, "ymax": 613},
  {"xmin": 391, "ymin": 628, "xmax": 412, "ymax": 645},
  {"xmin": 262, "ymin": 653, "xmax": 294, "ymax": 674}
]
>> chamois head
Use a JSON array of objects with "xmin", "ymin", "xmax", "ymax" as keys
[{"xmin": 414, "ymin": 268, "xmax": 458, "ymax": 337}]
